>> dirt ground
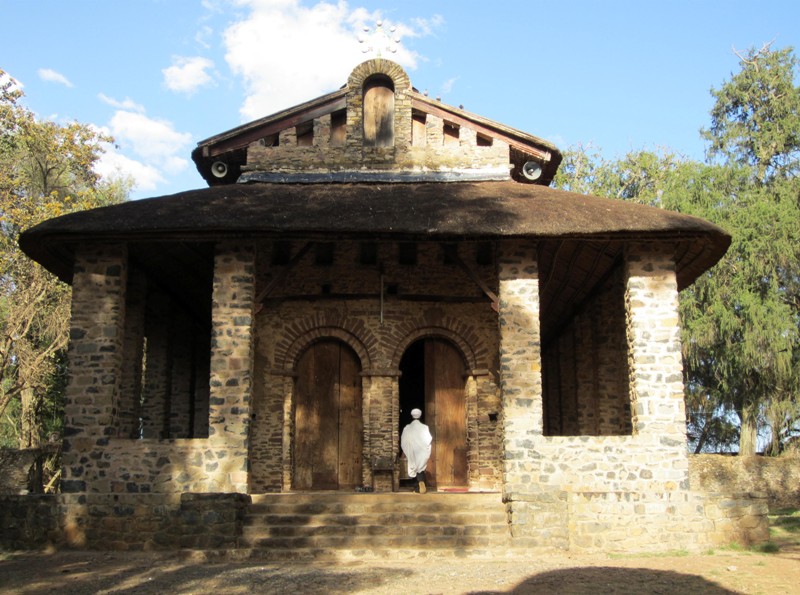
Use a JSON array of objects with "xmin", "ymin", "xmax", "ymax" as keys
[
  {"xmin": 2, "ymin": 512, "xmax": 799, "ymax": 595},
  {"xmin": 0, "ymin": 545, "xmax": 797, "ymax": 595}
]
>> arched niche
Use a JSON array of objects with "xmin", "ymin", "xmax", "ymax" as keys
[{"xmin": 363, "ymin": 74, "xmax": 395, "ymax": 147}]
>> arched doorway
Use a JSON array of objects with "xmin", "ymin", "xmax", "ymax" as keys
[
  {"xmin": 399, "ymin": 338, "xmax": 467, "ymax": 490},
  {"xmin": 294, "ymin": 340, "xmax": 363, "ymax": 490}
]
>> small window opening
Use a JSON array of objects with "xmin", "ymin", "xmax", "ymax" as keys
[
  {"xmin": 442, "ymin": 243, "xmax": 458, "ymax": 265},
  {"xmin": 330, "ymin": 110, "xmax": 346, "ymax": 146},
  {"xmin": 398, "ymin": 242, "xmax": 417, "ymax": 265},
  {"xmin": 412, "ymin": 110, "xmax": 427, "ymax": 147},
  {"xmin": 260, "ymin": 134, "xmax": 279, "ymax": 147},
  {"xmin": 386, "ymin": 283, "xmax": 399, "ymax": 295},
  {"xmin": 272, "ymin": 241, "xmax": 292, "ymax": 265},
  {"xmin": 476, "ymin": 133, "xmax": 493, "ymax": 147},
  {"xmin": 476, "ymin": 242, "xmax": 493, "ymax": 266},
  {"xmin": 321, "ymin": 283, "xmax": 332, "ymax": 295},
  {"xmin": 315, "ymin": 242, "xmax": 334, "ymax": 266},
  {"xmin": 296, "ymin": 121, "xmax": 314, "ymax": 146},
  {"xmin": 443, "ymin": 122, "xmax": 460, "ymax": 146},
  {"xmin": 360, "ymin": 242, "xmax": 378, "ymax": 265}
]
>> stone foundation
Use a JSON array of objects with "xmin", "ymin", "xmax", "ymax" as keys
[{"xmin": 0, "ymin": 492, "xmax": 250, "ymax": 551}]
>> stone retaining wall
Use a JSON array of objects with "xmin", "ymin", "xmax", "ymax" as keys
[
  {"xmin": 0, "ymin": 493, "xmax": 250, "ymax": 551},
  {"xmin": 689, "ymin": 454, "xmax": 800, "ymax": 510}
]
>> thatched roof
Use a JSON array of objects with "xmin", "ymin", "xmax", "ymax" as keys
[{"xmin": 20, "ymin": 181, "xmax": 729, "ymax": 290}]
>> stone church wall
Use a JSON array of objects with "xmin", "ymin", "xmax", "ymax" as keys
[{"xmin": 249, "ymin": 240, "xmax": 503, "ymax": 492}]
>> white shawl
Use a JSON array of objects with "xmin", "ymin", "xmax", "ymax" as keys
[{"xmin": 401, "ymin": 419, "xmax": 432, "ymax": 476}]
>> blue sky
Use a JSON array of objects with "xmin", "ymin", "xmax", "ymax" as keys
[{"xmin": 1, "ymin": 0, "xmax": 798, "ymax": 199}]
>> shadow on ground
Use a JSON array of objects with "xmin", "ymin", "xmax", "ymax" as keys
[{"xmin": 471, "ymin": 566, "xmax": 737, "ymax": 595}]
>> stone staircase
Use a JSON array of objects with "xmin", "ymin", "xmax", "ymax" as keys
[{"xmin": 238, "ymin": 492, "xmax": 513, "ymax": 560}]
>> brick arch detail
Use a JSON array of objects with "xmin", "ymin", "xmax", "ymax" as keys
[
  {"xmin": 277, "ymin": 325, "xmax": 374, "ymax": 371},
  {"xmin": 347, "ymin": 58, "xmax": 411, "ymax": 93},
  {"xmin": 389, "ymin": 317, "xmax": 489, "ymax": 372}
]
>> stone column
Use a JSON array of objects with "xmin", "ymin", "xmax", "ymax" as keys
[
  {"xmin": 208, "ymin": 242, "xmax": 256, "ymax": 492},
  {"xmin": 497, "ymin": 240, "xmax": 543, "ymax": 497},
  {"xmin": 140, "ymin": 290, "xmax": 172, "ymax": 439},
  {"xmin": 168, "ymin": 311, "xmax": 195, "ymax": 439},
  {"xmin": 61, "ymin": 244, "xmax": 127, "ymax": 493},
  {"xmin": 364, "ymin": 373, "xmax": 398, "ymax": 492},
  {"xmin": 117, "ymin": 266, "xmax": 146, "ymax": 438},
  {"xmin": 625, "ymin": 244, "xmax": 689, "ymax": 486}
]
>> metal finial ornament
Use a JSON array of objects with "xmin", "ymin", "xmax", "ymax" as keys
[{"xmin": 358, "ymin": 20, "xmax": 401, "ymax": 58}]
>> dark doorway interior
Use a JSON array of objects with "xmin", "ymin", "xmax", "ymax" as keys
[
  {"xmin": 399, "ymin": 338, "xmax": 468, "ymax": 490},
  {"xmin": 399, "ymin": 340, "xmax": 426, "ymax": 432}
]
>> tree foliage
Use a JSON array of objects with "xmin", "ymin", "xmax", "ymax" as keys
[
  {"xmin": 703, "ymin": 43, "xmax": 800, "ymax": 184},
  {"xmin": 0, "ymin": 68, "xmax": 130, "ymax": 448}
]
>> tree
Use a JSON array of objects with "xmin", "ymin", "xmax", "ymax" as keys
[
  {"xmin": 699, "ymin": 44, "xmax": 800, "ymax": 454},
  {"xmin": 0, "ymin": 68, "xmax": 130, "ymax": 448},
  {"xmin": 703, "ymin": 42, "xmax": 800, "ymax": 184}
]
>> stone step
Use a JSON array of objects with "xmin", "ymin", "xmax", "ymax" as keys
[
  {"xmin": 248, "ymin": 492, "xmax": 504, "ymax": 515},
  {"xmin": 243, "ymin": 511, "xmax": 509, "ymax": 528},
  {"xmin": 243, "ymin": 521, "xmax": 509, "ymax": 539},
  {"xmin": 240, "ymin": 492, "xmax": 510, "ymax": 558},
  {"xmin": 240, "ymin": 533, "xmax": 512, "ymax": 551}
]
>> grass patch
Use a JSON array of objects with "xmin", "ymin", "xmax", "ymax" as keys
[
  {"xmin": 754, "ymin": 541, "xmax": 780, "ymax": 553},
  {"xmin": 609, "ymin": 549, "xmax": 690, "ymax": 559},
  {"xmin": 768, "ymin": 507, "xmax": 800, "ymax": 548}
]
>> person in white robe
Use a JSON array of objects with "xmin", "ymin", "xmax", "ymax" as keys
[{"xmin": 400, "ymin": 408, "xmax": 432, "ymax": 493}]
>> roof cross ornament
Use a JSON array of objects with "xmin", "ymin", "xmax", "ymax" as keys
[{"xmin": 358, "ymin": 20, "xmax": 401, "ymax": 58}]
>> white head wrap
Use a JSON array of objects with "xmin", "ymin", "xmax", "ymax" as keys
[{"xmin": 410, "ymin": 408, "xmax": 422, "ymax": 419}]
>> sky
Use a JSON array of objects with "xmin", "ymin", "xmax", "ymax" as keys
[{"xmin": 1, "ymin": 0, "xmax": 798, "ymax": 199}]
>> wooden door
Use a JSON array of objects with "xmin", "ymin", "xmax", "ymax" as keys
[
  {"xmin": 294, "ymin": 340, "xmax": 362, "ymax": 490},
  {"xmin": 424, "ymin": 339, "xmax": 467, "ymax": 489}
]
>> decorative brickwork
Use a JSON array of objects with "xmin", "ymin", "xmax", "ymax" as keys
[{"xmin": 243, "ymin": 59, "xmax": 511, "ymax": 180}]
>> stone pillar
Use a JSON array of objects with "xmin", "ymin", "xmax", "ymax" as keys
[
  {"xmin": 497, "ymin": 240, "xmax": 543, "ymax": 497},
  {"xmin": 140, "ymin": 290, "xmax": 172, "ymax": 439},
  {"xmin": 625, "ymin": 244, "xmax": 689, "ymax": 485},
  {"xmin": 208, "ymin": 242, "xmax": 256, "ymax": 492},
  {"xmin": 61, "ymin": 244, "xmax": 127, "ymax": 493},
  {"xmin": 192, "ymin": 334, "xmax": 211, "ymax": 438},
  {"xmin": 364, "ymin": 374, "xmax": 397, "ymax": 492},
  {"xmin": 117, "ymin": 266, "xmax": 146, "ymax": 438},
  {"xmin": 168, "ymin": 311, "xmax": 195, "ymax": 439}
]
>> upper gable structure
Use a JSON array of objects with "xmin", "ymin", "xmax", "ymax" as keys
[{"xmin": 192, "ymin": 59, "xmax": 562, "ymax": 186}]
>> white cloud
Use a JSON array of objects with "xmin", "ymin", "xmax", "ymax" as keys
[
  {"xmin": 98, "ymin": 93, "xmax": 145, "ymax": 113},
  {"xmin": 94, "ymin": 145, "xmax": 165, "ymax": 192},
  {"xmin": 223, "ymin": 0, "xmax": 440, "ymax": 121},
  {"xmin": 92, "ymin": 111, "xmax": 192, "ymax": 192},
  {"xmin": 440, "ymin": 76, "xmax": 459, "ymax": 95},
  {"xmin": 109, "ymin": 111, "xmax": 192, "ymax": 165},
  {"xmin": 163, "ymin": 56, "xmax": 216, "ymax": 95},
  {"xmin": 38, "ymin": 68, "xmax": 73, "ymax": 88},
  {"xmin": 195, "ymin": 25, "xmax": 215, "ymax": 49}
]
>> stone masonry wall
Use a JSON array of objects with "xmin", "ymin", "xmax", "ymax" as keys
[
  {"xmin": 61, "ymin": 243, "xmax": 253, "ymax": 495},
  {"xmin": 61, "ymin": 245, "xmax": 128, "ymax": 494},
  {"xmin": 244, "ymin": 59, "xmax": 510, "ymax": 178},
  {"xmin": 249, "ymin": 240, "xmax": 501, "ymax": 492},
  {"xmin": 690, "ymin": 454, "xmax": 800, "ymax": 510},
  {"xmin": 496, "ymin": 240, "xmax": 757, "ymax": 551},
  {"xmin": 0, "ymin": 493, "xmax": 250, "ymax": 551}
]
